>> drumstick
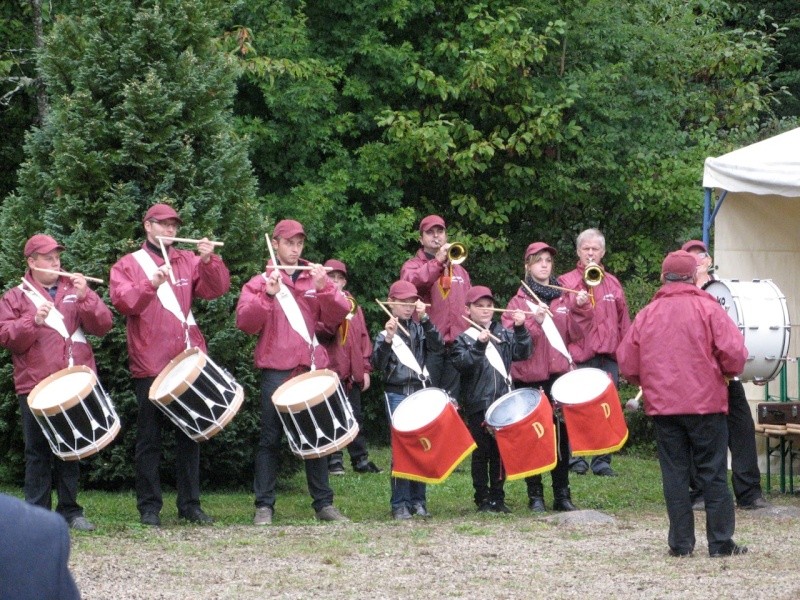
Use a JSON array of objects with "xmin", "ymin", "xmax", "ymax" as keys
[
  {"xmin": 375, "ymin": 299, "xmax": 410, "ymax": 337},
  {"xmin": 488, "ymin": 307, "xmax": 539, "ymax": 316},
  {"xmin": 519, "ymin": 280, "xmax": 554, "ymax": 318},
  {"xmin": 159, "ymin": 238, "xmax": 177, "ymax": 285},
  {"xmin": 461, "ymin": 315, "xmax": 502, "ymax": 344},
  {"xmin": 383, "ymin": 301, "xmax": 432, "ymax": 307},
  {"xmin": 156, "ymin": 235, "xmax": 224, "ymax": 247},
  {"xmin": 541, "ymin": 283, "xmax": 581, "ymax": 294},
  {"xmin": 32, "ymin": 267, "xmax": 104, "ymax": 284}
]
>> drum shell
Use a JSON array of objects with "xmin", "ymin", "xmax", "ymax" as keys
[
  {"xmin": 271, "ymin": 369, "xmax": 359, "ymax": 459},
  {"xmin": 149, "ymin": 348, "xmax": 244, "ymax": 442},
  {"xmin": 28, "ymin": 365, "xmax": 121, "ymax": 461},
  {"xmin": 704, "ymin": 279, "xmax": 791, "ymax": 383},
  {"xmin": 486, "ymin": 388, "xmax": 557, "ymax": 480},
  {"xmin": 390, "ymin": 388, "xmax": 476, "ymax": 484},
  {"xmin": 551, "ymin": 368, "xmax": 628, "ymax": 456}
]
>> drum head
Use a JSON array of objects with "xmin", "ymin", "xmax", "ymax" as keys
[
  {"xmin": 705, "ymin": 281, "xmax": 741, "ymax": 325},
  {"xmin": 150, "ymin": 348, "xmax": 206, "ymax": 401},
  {"xmin": 392, "ymin": 388, "xmax": 449, "ymax": 432},
  {"xmin": 28, "ymin": 366, "xmax": 96, "ymax": 415},
  {"xmin": 485, "ymin": 388, "xmax": 541, "ymax": 427},
  {"xmin": 272, "ymin": 369, "xmax": 339, "ymax": 411},
  {"xmin": 551, "ymin": 368, "xmax": 611, "ymax": 405}
]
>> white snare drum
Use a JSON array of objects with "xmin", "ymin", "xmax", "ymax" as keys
[
  {"xmin": 391, "ymin": 388, "xmax": 451, "ymax": 432},
  {"xmin": 28, "ymin": 366, "xmax": 121, "ymax": 461},
  {"xmin": 272, "ymin": 369, "xmax": 358, "ymax": 459},
  {"xmin": 705, "ymin": 279, "xmax": 791, "ymax": 382},
  {"xmin": 149, "ymin": 348, "xmax": 244, "ymax": 442}
]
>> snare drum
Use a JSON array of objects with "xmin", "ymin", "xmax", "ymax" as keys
[
  {"xmin": 391, "ymin": 388, "xmax": 476, "ymax": 483},
  {"xmin": 551, "ymin": 368, "xmax": 628, "ymax": 456},
  {"xmin": 149, "ymin": 348, "xmax": 244, "ymax": 442},
  {"xmin": 28, "ymin": 366, "xmax": 121, "ymax": 461},
  {"xmin": 271, "ymin": 369, "xmax": 358, "ymax": 459},
  {"xmin": 485, "ymin": 388, "xmax": 557, "ymax": 480},
  {"xmin": 705, "ymin": 279, "xmax": 790, "ymax": 382}
]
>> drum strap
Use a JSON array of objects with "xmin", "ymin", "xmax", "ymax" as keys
[
  {"xmin": 272, "ymin": 278, "xmax": 319, "ymax": 368},
  {"xmin": 132, "ymin": 250, "xmax": 197, "ymax": 344},
  {"xmin": 525, "ymin": 299, "xmax": 572, "ymax": 364},
  {"xmin": 464, "ymin": 327, "xmax": 511, "ymax": 389},
  {"xmin": 381, "ymin": 331, "xmax": 429, "ymax": 383},
  {"xmin": 19, "ymin": 284, "xmax": 87, "ymax": 366}
]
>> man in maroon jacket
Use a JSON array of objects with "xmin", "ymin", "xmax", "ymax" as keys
[
  {"xmin": 400, "ymin": 214, "xmax": 471, "ymax": 399},
  {"xmin": 559, "ymin": 228, "xmax": 631, "ymax": 477},
  {"xmin": 236, "ymin": 219, "xmax": 351, "ymax": 525},
  {"xmin": 618, "ymin": 250, "xmax": 748, "ymax": 558},
  {"xmin": 0, "ymin": 234, "xmax": 113, "ymax": 531},
  {"xmin": 319, "ymin": 259, "xmax": 381, "ymax": 476},
  {"xmin": 110, "ymin": 203, "xmax": 230, "ymax": 527}
]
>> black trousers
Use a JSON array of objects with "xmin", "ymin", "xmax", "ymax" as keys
[
  {"xmin": 254, "ymin": 369, "xmax": 333, "ymax": 512},
  {"xmin": 18, "ymin": 395, "xmax": 83, "ymax": 522},
  {"xmin": 653, "ymin": 413, "xmax": 735, "ymax": 555},
  {"xmin": 690, "ymin": 380, "xmax": 762, "ymax": 505},
  {"xmin": 467, "ymin": 410, "xmax": 505, "ymax": 505},
  {"xmin": 134, "ymin": 378, "xmax": 201, "ymax": 516},
  {"xmin": 426, "ymin": 345, "xmax": 461, "ymax": 400}
]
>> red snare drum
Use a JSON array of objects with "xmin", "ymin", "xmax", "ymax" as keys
[
  {"xmin": 391, "ymin": 388, "xmax": 476, "ymax": 484},
  {"xmin": 485, "ymin": 388, "xmax": 557, "ymax": 480},
  {"xmin": 551, "ymin": 368, "xmax": 628, "ymax": 456}
]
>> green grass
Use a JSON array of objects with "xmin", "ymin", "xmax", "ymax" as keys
[{"xmin": 1, "ymin": 448, "xmax": 670, "ymax": 529}]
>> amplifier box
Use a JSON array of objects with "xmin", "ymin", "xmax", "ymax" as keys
[{"xmin": 757, "ymin": 402, "xmax": 800, "ymax": 426}]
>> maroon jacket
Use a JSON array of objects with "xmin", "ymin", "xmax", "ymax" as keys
[
  {"xmin": 502, "ymin": 288, "xmax": 592, "ymax": 383},
  {"xmin": 236, "ymin": 260, "xmax": 351, "ymax": 371},
  {"xmin": 109, "ymin": 243, "xmax": 230, "ymax": 378},
  {"xmin": 400, "ymin": 248, "xmax": 471, "ymax": 343},
  {"xmin": 319, "ymin": 291, "xmax": 372, "ymax": 387},
  {"xmin": 558, "ymin": 262, "xmax": 631, "ymax": 362},
  {"xmin": 0, "ymin": 272, "xmax": 113, "ymax": 394},
  {"xmin": 617, "ymin": 283, "xmax": 747, "ymax": 416}
]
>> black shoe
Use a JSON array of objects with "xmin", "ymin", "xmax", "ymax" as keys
[
  {"xmin": 477, "ymin": 501, "xmax": 492, "ymax": 513},
  {"xmin": 668, "ymin": 548, "xmax": 694, "ymax": 558},
  {"xmin": 179, "ymin": 508, "xmax": 214, "ymax": 525},
  {"xmin": 570, "ymin": 461, "xmax": 589, "ymax": 475},
  {"xmin": 411, "ymin": 503, "xmax": 431, "ymax": 518},
  {"xmin": 710, "ymin": 543, "xmax": 748, "ymax": 558},
  {"xmin": 140, "ymin": 512, "xmax": 161, "ymax": 527},
  {"xmin": 353, "ymin": 460, "xmax": 382, "ymax": 474},
  {"xmin": 328, "ymin": 462, "xmax": 346, "ymax": 476},
  {"xmin": 485, "ymin": 501, "xmax": 511, "ymax": 514},
  {"xmin": 392, "ymin": 506, "xmax": 412, "ymax": 520},
  {"xmin": 594, "ymin": 467, "xmax": 618, "ymax": 477},
  {"xmin": 739, "ymin": 496, "xmax": 771, "ymax": 510},
  {"xmin": 69, "ymin": 516, "xmax": 96, "ymax": 531},
  {"xmin": 528, "ymin": 497, "xmax": 546, "ymax": 512}
]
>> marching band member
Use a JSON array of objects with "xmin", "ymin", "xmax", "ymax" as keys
[
  {"xmin": 236, "ymin": 219, "xmax": 351, "ymax": 525},
  {"xmin": 401, "ymin": 214, "xmax": 471, "ymax": 398},
  {"xmin": 110, "ymin": 203, "xmax": 230, "ymax": 527},
  {"xmin": 372, "ymin": 280, "xmax": 444, "ymax": 520},
  {"xmin": 617, "ymin": 250, "xmax": 748, "ymax": 557},
  {"xmin": 681, "ymin": 240, "xmax": 769, "ymax": 511},
  {"xmin": 452, "ymin": 286, "xmax": 530, "ymax": 513},
  {"xmin": 0, "ymin": 234, "xmax": 113, "ymax": 532},
  {"xmin": 319, "ymin": 259, "xmax": 382, "ymax": 476},
  {"xmin": 502, "ymin": 242, "xmax": 592, "ymax": 512},
  {"xmin": 559, "ymin": 228, "xmax": 631, "ymax": 477}
]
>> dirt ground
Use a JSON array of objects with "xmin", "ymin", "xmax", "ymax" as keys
[{"xmin": 70, "ymin": 503, "xmax": 800, "ymax": 599}]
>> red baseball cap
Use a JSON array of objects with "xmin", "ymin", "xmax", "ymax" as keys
[
  {"xmin": 681, "ymin": 239, "xmax": 707, "ymax": 253},
  {"xmin": 273, "ymin": 219, "xmax": 305, "ymax": 240},
  {"xmin": 24, "ymin": 234, "xmax": 65, "ymax": 257},
  {"xmin": 388, "ymin": 280, "xmax": 419, "ymax": 300},
  {"xmin": 466, "ymin": 285, "xmax": 495, "ymax": 304},
  {"xmin": 524, "ymin": 242, "xmax": 557, "ymax": 260},
  {"xmin": 324, "ymin": 259, "xmax": 347, "ymax": 275},
  {"xmin": 662, "ymin": 250, "xmax": 697, "ymax": 279},
  {"xmin": 143, "ymin": 203, "xmax": 182, "ymax": 224},
  {"xmin": 419, "ymin": 214, "xmax": 446, "ymax": 233}
]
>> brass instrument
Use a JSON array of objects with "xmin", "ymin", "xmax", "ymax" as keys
[
  {"xmin": 583, "ymin": 261, "xmax": 605, "ymax": 287},
  {"xmin": 346, "ymin": 295, "xmax": 357, "ymax": 318},
  {"xmin": 447, "ymin": 242, "xmax": 467, "ymax": 265}
]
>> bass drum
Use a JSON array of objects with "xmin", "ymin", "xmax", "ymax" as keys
[{"xmin": 705, "ymin": 279, "xmax": 790, "ymax": 383}]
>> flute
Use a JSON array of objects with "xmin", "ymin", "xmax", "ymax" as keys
[
  {"xmin": 156, "ymin": 235, "xmax": 224, "ymax": 247},
  {"xmin": 33, "ymin": 268, "xmax": 104, "ymax": 284}
]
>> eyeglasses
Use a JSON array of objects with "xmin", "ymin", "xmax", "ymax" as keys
[
  {"xmin": 149, "ymin": 219, "xmax": 180, "ymax": 230},
  {"xmin": 696, "ymin": 252, "xmax": 709, "ymax": 258}
]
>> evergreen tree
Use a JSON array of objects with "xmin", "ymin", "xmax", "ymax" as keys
[{"xmin": 0, "ymin": 0, "xmax": 261, "ymax": 487}]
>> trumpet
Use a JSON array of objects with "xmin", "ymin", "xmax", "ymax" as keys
[
  {"xmin": 583, "ymin": 261, "xmax": 605, "ymax": 287},
  {"xmin": 446, "ymin": 242, "xmax": 467, "ymax": 265}
]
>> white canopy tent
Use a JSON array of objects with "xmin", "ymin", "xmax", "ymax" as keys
[{"xmin": 702, "ymin": 127, "xmax": 800, "ymax": 405}]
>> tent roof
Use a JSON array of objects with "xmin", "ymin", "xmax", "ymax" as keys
[{"xmin": 702, "ymin": 127, "xmax": 800, "ymax": 197}]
